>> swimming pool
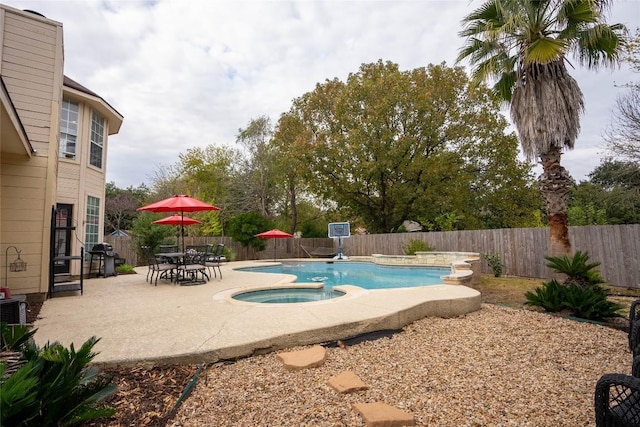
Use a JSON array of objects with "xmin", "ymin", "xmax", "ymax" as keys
[{"xmin": 238, "ymin": 261, "xmax": 449, "ymax": 290}]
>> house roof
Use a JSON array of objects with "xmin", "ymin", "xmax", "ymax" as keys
[
  {"xmin": 0, "ymin": 76, "xmax": 35, "ymax": 156},
  {"xmin": 64, "ymin": 75, "xmax": 99, "ymax": 97},
  {"xmin": 63, "ymin": 75, "xmax": 124, "ymax": 134}
]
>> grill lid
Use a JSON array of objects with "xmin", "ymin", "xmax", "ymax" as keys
[{"xmin": 90, "ymin": 243, "xmax": 113, "ymax": 253}]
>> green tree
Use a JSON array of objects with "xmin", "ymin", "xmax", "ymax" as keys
[
  {"xmin": 104, "ymin": 182, "xmax": 149, "ymax": 234},
  {"xmin": 569, "ymin": 160, "xmax": 640, "ymax": 225},
  {"xmin": 272, "ymin": 112, "xmax": 311, "ymax": 234},
  {"xmin": 226, "ymin": 212, "xmax": 272, "ymax": 256},
  {"xmin": 458, "ymin": 0, "xmax": 625, "ymax": 257},
  {"xmin": 281, "ymin": 61, "xmax": 537, "ymax": 233},
  {"xmin": 236, "ymin": 116, "xmax": 279, "ymax": 218},
  {"xmin": 129, "ymin": 212, "xmax": 175, "ymax": 259},
  {"xmin": 177, "ymin": 145, "xmax": 241, "ymax": 235}
]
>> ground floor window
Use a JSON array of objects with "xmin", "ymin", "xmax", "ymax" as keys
[{"xmin": 85, "ymin": 196, "xmax": 100, "ymax": 250}]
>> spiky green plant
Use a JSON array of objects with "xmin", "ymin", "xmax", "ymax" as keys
[
  {"xmin": 562, "ymin": 284, "xmax": 623, "ymax": 320},
  {"xmin": 545, "ymin": 250, "xmax": 604, "ymax": 287},
  {"xmin": 1, "ymin": 322, "xmax": 36, "ymax": 352},
  {"xmin": 0, "ymin": 336, "xmax": 117, "ymax": 426},
  {"xmin": 525, "ymin": 280, "xmax": 567, "ymax": 313}
]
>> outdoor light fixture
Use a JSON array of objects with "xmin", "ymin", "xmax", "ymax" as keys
[{"xmin": 4, "ymin": 245, "xmax": 27, "ymax": 288}]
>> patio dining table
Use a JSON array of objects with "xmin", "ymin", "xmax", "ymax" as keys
[{"xmin": 157, "ymin": 251, "xmax": 208, "ymax": 285}]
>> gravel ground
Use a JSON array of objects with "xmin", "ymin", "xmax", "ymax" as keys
[{"xmin": 170, "ymin": 304, "xmax": 631, "ymax": 427}]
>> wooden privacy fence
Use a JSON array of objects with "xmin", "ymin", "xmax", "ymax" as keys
[{"xmin": 104, "ymin": 224, "xmax": 640, "ymax": 288}]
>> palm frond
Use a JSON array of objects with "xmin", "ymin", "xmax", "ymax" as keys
[
  {"xmin": 492, "ymin": 70, "xmax": 517, "ymax": 102},
  {"xmin": 525, "ymin": 37, "xmax": 568, "ymax": 64},
  {"xmin": 558, "ymin": 0, "xmax": 599, "ymax": 27},
  {"xmin": 574, "ymin": 23, "xmax": 626, "ymax": 69}
]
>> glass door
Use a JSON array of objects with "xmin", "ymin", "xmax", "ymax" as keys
[{"xmin": 53, "ymin": 204, "xmax": 74, "ymax": 274}]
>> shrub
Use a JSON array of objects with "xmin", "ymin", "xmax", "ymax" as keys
[
  {"xmin": 1, "ymin": 322, "xmax": 36, "ymax": 352},
  {"xmin": 525, "ymin": 252, "xmax": 622, "ymax": 320},
  {"xmin": 524, "ymin": 280, "xmax": 567, "ymax": 312},
  {"xmin": 116, "ymin": 264, "xmax": 136, "ymax": 274},
  {"xmin": 0, "ymin": 332, "xmax": 117, "ymax": 426},
  {"xmin": 545, "ymin": 250, "xmax": 604, "ymax": 287},
  {"xmin": 482, "ymin": 252, "xmax": 503, "ymax": 277},
  {"xmin": 562, "ymin": 284, "xmax": 623, "ymax": 321},
  {"xmin": 402, "ymin": 239, "xmax": 433, "ymax": 255},
  {"xmin": 222, "ymin": 246, "xmax": 236, "ymax": 262}
]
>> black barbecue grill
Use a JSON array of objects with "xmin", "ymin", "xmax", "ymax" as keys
[{"xmin": 89, "ymin": 243, "xmax": 117, "ymax": 277}]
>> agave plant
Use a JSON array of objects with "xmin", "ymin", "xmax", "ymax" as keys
[{"xmin": 545, "ymin": 251, "xmax": 604, "ymax": 287}]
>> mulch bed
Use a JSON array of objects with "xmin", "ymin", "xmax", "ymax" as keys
[{"xmin": 84, "ymin": 365, "xmax": 200, "ymax": 427}]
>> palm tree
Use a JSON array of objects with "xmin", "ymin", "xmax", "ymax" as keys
[{"xmin": 457, "ymin": 0, "xmax": 625, "ymax": 257}]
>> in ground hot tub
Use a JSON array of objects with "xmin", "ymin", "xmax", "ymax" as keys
[{"xmin": 233, "ymin": 287, "xmax": 345, "ymax": 303}]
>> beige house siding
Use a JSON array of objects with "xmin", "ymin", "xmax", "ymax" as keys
[
  {"xmin": 2, "ymin": 5, "xmax": 122, "ymax": 296},
  {"xmin": 1, "ymin": 6, "xmax": 62, "ymax": 295},
  {"xmin": 1, "ymin": 155, "xmax": 47, "ymax": 294},
  {"xmin": 1, "ymin": 8, "xmax": 62, "ymax": 156}
]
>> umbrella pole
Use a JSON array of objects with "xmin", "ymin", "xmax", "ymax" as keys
[{"xmin": 181, "ymin": 210, "xmax": 185, "ymax": 252}]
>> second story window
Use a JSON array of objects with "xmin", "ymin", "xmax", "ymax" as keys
[
  {"xmin": 90, "ymin": 111, "xmax": 105, "ymax": 168},
  {"xmin": 59, "ymin": 99, "xmax": 79, "ymax": 159}
]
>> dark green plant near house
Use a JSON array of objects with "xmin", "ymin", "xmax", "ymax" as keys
[
  {"xmin": 0, "ymin": 325, "xmax": 117, "ymax": 427},
  {"xmin": 1, "ymin": 322, "xmax": 36, "ymax": 353},
  {"xmin": 525, "ymin": 252, "xmax": 622, "ymax": 320}
]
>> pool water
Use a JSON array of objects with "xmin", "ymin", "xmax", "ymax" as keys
[
  {"xmin": 233, "ymin": 288, "xmax": 345, "ymax": 303},
  {"xmin": 238, "ymin": 261, "xmax": 449, "ymax": 290}
]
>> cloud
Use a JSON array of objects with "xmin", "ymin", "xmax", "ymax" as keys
[{"xmin": 6, "ymin": 0, "xmax": 638, "ymax": 187}]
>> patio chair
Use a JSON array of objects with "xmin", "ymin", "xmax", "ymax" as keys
[
  {"xmin": 205, "ymin": 244, "xmax": 224, "ymax": 279},
  {"xmin": 630, "ymin": 300, "xmax": 640, "ymax": 351},
  {"xmin": 158, "ymin": 244, "xmax": 179, "ymax": 253},
  {"xmin": 178, "ymin": 249, "xmax": 209, "ymax": 285},
  {"xmin": 595, "ymin": 356, "xmax": 640, "ymax": 427},
  {"xmin": 148, "ymin": 253, "xmax": 177, "ymax": 286}
]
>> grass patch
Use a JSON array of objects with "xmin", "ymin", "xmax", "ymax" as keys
[
  {"xmin": 471, "ymin": 275, "xmax": 541, "ymax": 308},
  {"xmin": 474, "ymin": 274, "xmax": 640, "ymax": 319}
]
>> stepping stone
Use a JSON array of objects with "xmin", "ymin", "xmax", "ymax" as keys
[
  {"xmin": 328, "ymin": 370, "xmax": 369, "ymax": 393},
  {"xmin": 276, "ymin": 345, "xmax": 326, "ymax": 370},
  {"xmin": 352, "ymin": 402, "xmax": 415, "ymax": 427}
]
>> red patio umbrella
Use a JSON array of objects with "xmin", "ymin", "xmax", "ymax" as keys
[
  {"xmin": 152, "ymin": 215, "xmax": 202, "ymax": 226},
  {"xmin": 255, "ymin": 229, "xmax": 294, "ymax": 261},
  {"xmin": 139, "ymin": 195, "xmax": 220, "ymax": 251},
  {"xmin": 153, "ymin": 215, "xmax": 202, "ymax": 251}
]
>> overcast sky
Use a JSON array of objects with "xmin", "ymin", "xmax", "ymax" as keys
[{"xmin": 6, "ymin": 0, "xmax": 640, "ymax": 188}]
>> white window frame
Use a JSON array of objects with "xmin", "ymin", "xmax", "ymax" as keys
[
  {"xmin": 89, "ymin": 111, "xmax": 105, "ymax": 168},
  {"xmin": 59, "ymin": 98, "xmax": 79, "ymax": 159},
  {"xmin": 85, "ymin": 196, "xmax": 100, "ymax": 250}
]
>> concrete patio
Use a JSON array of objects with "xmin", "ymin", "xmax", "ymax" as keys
[{"xmin": 33, "ymin": 260, "xmax": 481, "ymax": 367}]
